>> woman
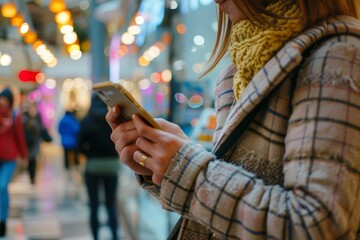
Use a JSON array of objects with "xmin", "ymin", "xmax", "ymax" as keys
[
  {"xmin": 0, "ymin": 87, "xmax": 27, "ymax": 237},
  {"xmin": 106, "ymin": 0, "xmax": 360, "ymax": 239}
]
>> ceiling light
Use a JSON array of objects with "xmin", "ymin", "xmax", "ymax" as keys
[
  {"xmin": 63, "ymin": 32, "xmax": 77, "ymax": 45},
  {"xmin": 19, "ymin": 23, "xmax": 30, "ymax": 35},
  {"xmin": 128, "ymin": 25, "xmax": 141, "ymax": 35},
  {"xmin": 55, "ymin": 10, "xmax": 71, "ymax": 25},
  {"xmin": 49, "ymin": 0, "xmax": 66, "ymax": 13},
  {"xmin": 24, "ymin": 31, "xmax": 38, "ymax": 44},
  {"xmin": 10, "ymin": 13, "xmax": 24, "ymax": 26},
  {"xmin": 1, "ymin": 2, "xmax": 17, "ymax": 18},
  {"xmin": 121, "ymin": 32, "xmax": 135, "ymax": 45},
  {"xmin": 0, "ymin": 54, "xmax": 12, "ymax": 66},
  {"xmin": 66, "ymin": 44, "xmax": 80, "ymax": 53},
  {"xmin": 70, "ymin": 50, "xmax": 82, "ymax": 60},
  {"xmin": 135, "ymin": 16, "xmax": 145, "ymax": 25},
  {"xmin": 60, "ymin": 24, "xmax": 74, "ymax": 34}
]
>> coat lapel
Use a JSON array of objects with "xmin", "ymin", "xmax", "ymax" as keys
[{"xmin": 212, "ymin": 16, "xmax": 360, "ymax": 153}]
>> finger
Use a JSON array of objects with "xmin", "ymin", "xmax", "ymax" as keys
[
  {"xmin": 134, "ymin": 150, "xmax": 149, "ymax": 167},
  {"xmin": 155, "ymin": 118, "xmax": 189, "ymax": 140},
  {"xmin": 132, "ymin": 114, "xmax": 164, "ymax": 142},
  {"xmin": 152, "ymin": 174, "xmax": 163, "ymax": 186},
  {"xmin": 134, "ymin": 137, "xmax": 154, "ymax": 155},
  {"xmin": 133, "ymin": 148, "xmax": 168, "ymax": 179},
  {"xmin": 113, "ymin": 120, "xmax": 137, "ymax": 134},
  {"xmin": 111, "ymin": 121, "xmax": 138, "ymax": 147},
  {"xmin": 106, "ymin": 106, "xmax": 122, "ymax": 129},
  {"xmin": 134, "ymin": 137, "xmax": 170, "ymax": 174},
  {"xmin": 120, "ymin": 145, "xmax": 153, "ymax": 175},
  {"xmin": 126, "ymin": 159, "xmax": 153, "ymax": 175},
  {"xmin": 126, "ymin": 160, "xmax": 153, "ymax": 176},
  {"xmin": 111, "ymin": 129, "xmax": 137, "ymax": 148}
]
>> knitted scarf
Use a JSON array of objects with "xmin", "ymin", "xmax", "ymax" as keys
[{"xmin": 230, "ymin": 0, "xmax": 303, "ymax": 99}]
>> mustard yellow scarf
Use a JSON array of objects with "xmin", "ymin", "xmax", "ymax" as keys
[{"xmin": 230, "ymin": 0, "xmax": 303, "ymax": 99}]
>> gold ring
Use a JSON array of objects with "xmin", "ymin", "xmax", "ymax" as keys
[{"xmin": 139, "ymin": 154, "xmax": 148, "ymax": 167}]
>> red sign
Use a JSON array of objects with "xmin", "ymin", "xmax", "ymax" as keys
[{"xmin": 18, "ymin": 69, "xmax": 41, "ymax": 82}]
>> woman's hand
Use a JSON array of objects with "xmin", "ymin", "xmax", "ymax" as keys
[
  {"xmin": 132, "ymin": 114, "xmax": 189, "ymax": 185},
  {"xmin": 154, "ymin": 118, "xmax": 189, "ymax": 141},
  {"xmin": 106, "ymin": 106, "xmax": 152, "ymax": 176},
  {"xmin": 106, "ymin": 107, "xmax": 189, "ymax": 184}
]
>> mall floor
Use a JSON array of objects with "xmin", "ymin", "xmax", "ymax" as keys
[{"xmin": 4, "ymin": 143, "xmax": 179, "ymax": 240}]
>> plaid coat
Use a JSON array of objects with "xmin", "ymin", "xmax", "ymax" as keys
[{"xmin": 139, "ymin": 16, "xmax": 360, "ymax": 239}]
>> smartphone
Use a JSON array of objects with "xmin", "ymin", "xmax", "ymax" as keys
[{"xmin": 92, "ymin": 81, "xmax": 162, "ymax": 129}]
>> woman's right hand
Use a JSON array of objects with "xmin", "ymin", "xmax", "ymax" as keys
[{"xmin": 106, "ymin": 106, "xmax": 153, "ymax": 176}]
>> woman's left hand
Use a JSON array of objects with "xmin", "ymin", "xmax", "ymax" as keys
[{"xmin": 132, "ymin": 114, "xmax": 189, "ymax": 185}]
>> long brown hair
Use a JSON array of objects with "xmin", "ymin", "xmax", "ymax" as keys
[{"xmin": 201, "ymin": 0, "xmax": 360, "ymax": 77}]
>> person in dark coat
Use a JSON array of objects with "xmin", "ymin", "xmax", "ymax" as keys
[
  {"xmin": 79, "ymin": 94, "xmax": 120, "ymax": 240},
  {"xmin": 22, "ymin": 102, "xmax": 52, "ymax": 184}
]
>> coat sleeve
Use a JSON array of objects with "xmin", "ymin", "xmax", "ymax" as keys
[{"xmin": 158, "ymin": 38, "xmax": 360, "ymax": 239}]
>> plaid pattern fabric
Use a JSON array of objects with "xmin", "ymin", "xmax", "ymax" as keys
[{"xmin": 140, "ymin": 16, "xmax": 360, "ymax": 239}]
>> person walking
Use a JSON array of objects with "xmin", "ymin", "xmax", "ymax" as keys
[
  {"xmin": 22, "ymin": 102, "xmax": 52, "ymax": 184},
  {"xmin": 58, "ymin": 110, "xmax": 80, "ymax": 171},
  {"xmin": 106, "ymin": 0, "xmax": 360, "ymax": 239},
  {"xmin": 79, "ymin": 94, "xmax": 120, "ymax": 240},
  {"xmin": 0, "ymin": 87, "xmax": 27, "ymax": 237}
]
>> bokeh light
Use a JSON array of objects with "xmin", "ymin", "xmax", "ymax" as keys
[{"xmin": 188, "ymin": 94, "xmax": 204, "ymax": 108}]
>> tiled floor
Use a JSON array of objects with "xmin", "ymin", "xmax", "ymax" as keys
[{"xmin": 4, "ymin": 143, "xmax": 179, "ymax": 240}]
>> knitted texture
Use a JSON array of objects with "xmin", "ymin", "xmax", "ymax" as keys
[{"xmin": 230, "ymin": 0, "xmax": 303, "ymax": 99}]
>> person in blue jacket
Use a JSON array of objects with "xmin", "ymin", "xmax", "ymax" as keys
[{"xmin": 58, "ymin": 110, "xmax": 80, "ymax": 170}]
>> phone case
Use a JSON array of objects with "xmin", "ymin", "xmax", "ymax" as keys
[{"xmin": 92, "ymin": 82, "xmax": 161, "ymax": 129}]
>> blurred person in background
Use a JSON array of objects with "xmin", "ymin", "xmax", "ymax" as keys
[
  {"xmin": 106, "ymin": 0, "xmax": 360, "ymax": 239},
  {"xmin": 22, "ymin": 101, "xmax": 52, "ymax": 185},
  {"xmin": 79, "ymin": 94, "xmax": 120, "ymax": 240},
  {"xmin": 0, "ymin": 87, "xmax": 27, "ymax": 237},
  {"xmin": 58, "ymin": 109, "xmax": 80, "ymax": 172}
]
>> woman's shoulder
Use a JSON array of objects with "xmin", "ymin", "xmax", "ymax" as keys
[
  {"xmin": 289, "ymin": 15, "xmax": 360, "ymax": 56},
  {"xmin": 297, "ymin": 34, "xmax": 360, "ymax": 90},
  {"xmin": 309, "ymin": 33, "xmax": 360, "ymax": 61}
]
